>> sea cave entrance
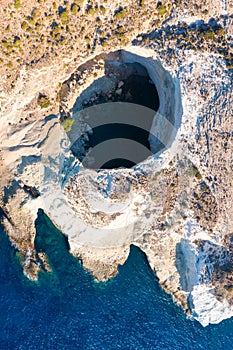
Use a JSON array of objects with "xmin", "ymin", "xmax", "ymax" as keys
[{"xmin": 61, "ymin": 49, "xmax": 182, "ymax": 170}]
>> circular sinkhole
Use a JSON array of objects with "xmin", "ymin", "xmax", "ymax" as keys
[{"xmin": 62, "ymin": 49, "xmax": 182, "ymax": 170}]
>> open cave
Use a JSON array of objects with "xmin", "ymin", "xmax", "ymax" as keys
[{"xmin": 64, "ymin": 50, "xmax": 182, "ymax": 170}]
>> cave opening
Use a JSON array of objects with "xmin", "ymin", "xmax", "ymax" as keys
[
  {"xmin": 63, "ymin": 49, "xmax": 182, "ymax": 170},
  {"xmin": 70, "ymin": 60, "xmax": 160, "ymax": 170}
]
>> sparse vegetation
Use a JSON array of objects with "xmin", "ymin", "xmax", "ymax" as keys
[
  {"xmin": 0, "ymin": 0, "xmax": 231, "ymax": 88},
  {"xmin": 200, "ymin": 29, "xmax": 215, "ymax": 40}
]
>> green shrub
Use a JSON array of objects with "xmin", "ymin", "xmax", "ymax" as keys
[
  {"xmin": 37, "ymin": 93, "xmax": 51, "ymax": 109},
  {"xmin": 60, "ymin": 9, "xmax": 70, "ymax": 24},
  {"xmin": 21, "ymin": 21, "xmax": 28, "ymax": 30},
  {"xmin": 14, "ymin": 0, "xmax": 21, "ymax": 9},
  {"xmin": 140, "ymin": 0, "xmax": 145, "ymax": 7},
  {"xmin": 157, "ymin": 4, "xmax": 167, "ymax": 16},
  {"xmin": 35, "ymin": 22, "xmax": 42, "ymax": 30},
  {"xmin": 101, "ymin": 39, "xmax": 107, "ymax": 47},
  {"xmin": 86, "ymin": 7, "xmax": 95, "ymax": 15},
  {"xmin": 119, "ymin": 36, "xmax": 129, "ymax": 45},
  {"xmin": 26, "ymin": 27, "xmax": 34, "ymax": 33},
  {"xmin": 71, "ymin": 3, "xmax": 79, "ymax": 15},
  {"xmin": 51, "ymin": 24, "xmax": 60, "ymax": 37},
  {"xmin": 100, "ymin": 6, "xmax": 106, "ymax": 14},
  {"xmin": 32, "ymin": 8, "xmax": 40, "ymax": 18},
  {"xmin": 189, "ymin": 164, "xmax": 202, "ymax": 179},
  {"xmin": 117, "ymin": 26, "xmax": 125, "ymax": 34},
  {"xmin": 115, "ymin": 9, "xmax": 126, "ymax": 20},
  {"xmin": 99, "ymin": 31, "xmax": 105, "ymax": 37},
  {"xmin": 14, "ymin": 36, "xmax": 21, "ymax": 47},
  {"xmin": 62, "ymin": 119, "xmax": 74, "ymax": 132},
  {"xmin": 2, "ymin": 40, "xmax": 8, "ymax": 48},
  {"xmin": 27, "ymin": 16, "xmax": 36, "ymax": 26},
  {"xmin": 85, "ymin": 36, "xmax": 91, "ymax": 43}
]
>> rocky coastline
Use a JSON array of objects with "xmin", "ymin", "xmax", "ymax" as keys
[{"xmin": 0, "ymin": 0, "xmax": 233, "ymax": 327}]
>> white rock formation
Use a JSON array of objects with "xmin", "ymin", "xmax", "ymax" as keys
[{"xmin": 0, "ymin": 45, "xmax": 232, "ymax": 327}]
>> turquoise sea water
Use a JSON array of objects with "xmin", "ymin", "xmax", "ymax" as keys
[{"xmin": 0, "ymin": 210, "xmax": 233, "ymax": 349}]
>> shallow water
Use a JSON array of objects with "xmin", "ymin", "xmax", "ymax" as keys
[{"xmin": 0, "ymin": 211, "xmax": 233, "ymax": 349}]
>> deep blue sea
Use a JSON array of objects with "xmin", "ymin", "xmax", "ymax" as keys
[{"xmin": 0, "ymin": 210, "xmax": 233, "ymax": 350}]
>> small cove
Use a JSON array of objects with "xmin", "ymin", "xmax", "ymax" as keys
[{"xmin": 0, "ymin": 212, "xmax": 233, "ymax": 349}]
